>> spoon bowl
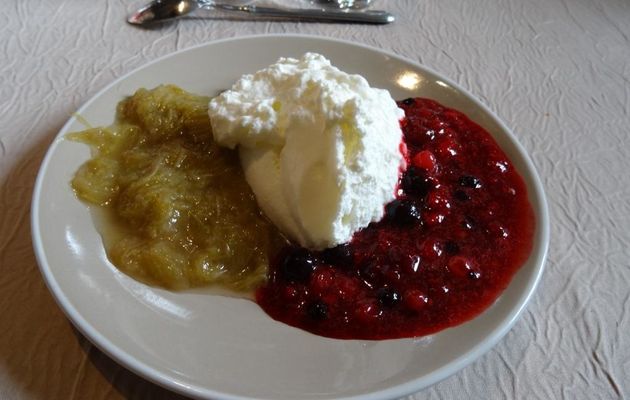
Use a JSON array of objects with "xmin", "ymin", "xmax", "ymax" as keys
[{"xmin": 128, "ymin": 0, "xmax": 199, "ymax": 24}]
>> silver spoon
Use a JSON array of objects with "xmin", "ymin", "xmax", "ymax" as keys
[{"xmin": 127, "ymin": 0, "xmax": 394, "ymax": 25}]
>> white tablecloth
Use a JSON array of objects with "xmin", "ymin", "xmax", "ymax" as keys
[{"xmin": 1, "ymin": 0, "xmax": 629, "ymax": 398}]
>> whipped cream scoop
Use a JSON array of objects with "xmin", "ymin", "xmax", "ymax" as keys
[{"xmin": 209, "ymin": 53, "xmax": 405, "ymax": 249}]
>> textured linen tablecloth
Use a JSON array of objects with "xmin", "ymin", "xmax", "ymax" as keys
[{"xmin": 1, "ymin": 0, "xmax": 629, "ymax": 398}]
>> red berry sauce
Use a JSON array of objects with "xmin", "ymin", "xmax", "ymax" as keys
[{"xmin": 256, "ymin": 98, "xmax": 535, "ymax": 340}]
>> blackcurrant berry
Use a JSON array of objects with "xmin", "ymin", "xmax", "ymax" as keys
[
  {"xmin": 444, "ymin": 241, "xmax": 460, "ymax": 255},
  {"xmin": 401, "ymin": 167, "xmax": 436, "ymax": 197},
  {"xmin": 321, "ymin": 243, "xmax": 353, "ymax": 267},
  {"xmin": 401, "ymin": 98, "xmax": 415, "ymax": 106},
  {"xmin": 454, "ymin": 189, "xmax": 470, "ymax": 201},
  {"xmin": 385, "ymin": 199, "xmax": 422, "ymax": 225},
  {"xmin": 279, "ymin": 247, "xmax": 317, "ymax": 283},
  {"xmin": 377, "ymin": 287, "xmax": 401, "ymax": 307},
  {"xmin": 459, "ymin": 175, "xmax": 482, "ymax": 189},
  {"xmin": 307, "ymin": 300, "xmax": 329, "ymax": 320}
]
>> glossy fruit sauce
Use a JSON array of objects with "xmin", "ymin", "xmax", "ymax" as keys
[{"xmin": 256, "ymin": 98, "xmax": 535, "ymax": 340}]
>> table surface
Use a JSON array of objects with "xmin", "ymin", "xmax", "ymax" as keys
[{"xmin": 2, "ymin": 0, "xmax": 629, "ymax": 399}]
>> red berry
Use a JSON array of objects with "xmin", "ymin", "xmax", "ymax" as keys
[
  {"xmin": 486, "ymin": 222, "xmax": 509, "ymax": 239},
  {"xmin": 424, "ymin": 212, "xmax": 446, "ymax": 226},
  {"xmin": 334, "ymin": 276, "xmax": 360, "ymax": 301},
  {"xmin": 436, "ymin": 137, "xmax": 459, "ymax": 157},
  {"xmin": 412, "ymin": 150, "xmax": 437, "ymax": 171},
  {"xmin": 355, "ymin": 300, "xmax": 382, "ymax": 322},
  {"xmin": 283, "ymin": 285, "xmax": 299, "ymax": 301},
  {"xmin": 404, "ymin": 289, "xmax": 429, "ymax": 312},
  {"xmin": 322, "ymin": 292, "xmax": 340, "ymax": 305},
  {"xmin": 419, "ymin": 239, "xmax": 443, "ymax": 260},
  {"xmin": 448, "ymin": 256, "xmax": 475, "ymax": 278},
  {"xmin": 311, "ymin": 267, "xmax": 335, "ymax": 294},
  {"xmin": 428, "ymin": 117, "xmax": 447, "ymax": 132},
  {"xmin": 426, "ymin": 189, "xmax": 451, "ymax": 212}
]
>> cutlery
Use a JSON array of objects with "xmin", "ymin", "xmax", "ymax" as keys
[{"xmin": 127, "ymin": 0, "xmax": 394, "ymax": 25}]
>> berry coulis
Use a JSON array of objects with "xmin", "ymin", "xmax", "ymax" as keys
[{"xmin": 256, "ymin": 98, "xmax": 535, "ymax": 340}]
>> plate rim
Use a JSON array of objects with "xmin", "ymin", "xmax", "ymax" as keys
[{"xmin": 31, "ymin": 33, "xmax": 550, "ymax": 400}]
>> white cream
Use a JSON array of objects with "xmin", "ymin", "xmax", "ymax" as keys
[{"xmin": 209, "ymin": 53, "xmax": 405, "ymax": 249}]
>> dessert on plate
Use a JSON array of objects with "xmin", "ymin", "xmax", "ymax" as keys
[{"xmin": 70, "ymin": 53, "xmax": 534, "ymax": 339}]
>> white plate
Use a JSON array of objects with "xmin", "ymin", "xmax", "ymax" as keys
[{"xmin": 32, "ymin": 34, "xmax": 549, "ymax": 400}]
